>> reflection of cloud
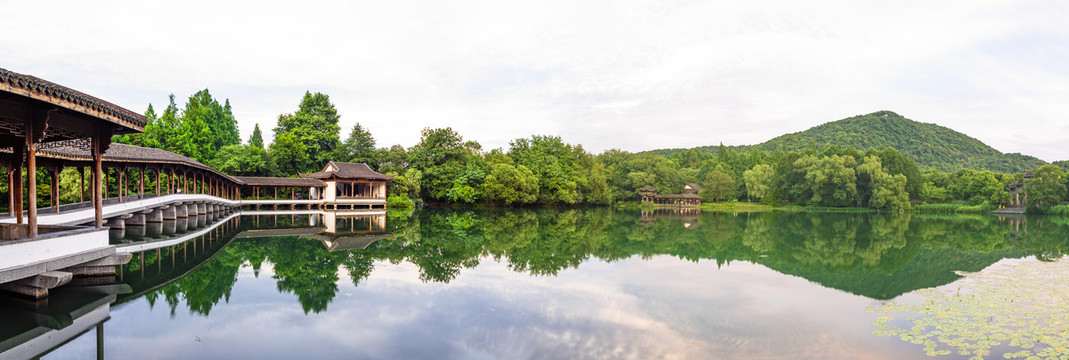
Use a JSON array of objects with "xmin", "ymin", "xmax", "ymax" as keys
[{"xmin": 85, "ymin": 257, "xmax": 918, "ymax": 359}]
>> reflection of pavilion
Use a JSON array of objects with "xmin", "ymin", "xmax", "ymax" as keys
[
  {"xmin": 639, "ymin": 208, "xmax": 702, "ymax": 229},
  {"xmin": 235, "ymin": 211, "xmax": 394, "ymax": 251}
]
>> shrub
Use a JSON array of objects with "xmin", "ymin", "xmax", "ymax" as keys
[
  {"xmin": 387, "ymin": 195, "xmax": 415, "ymax": 209},
  {"xmin": 1049, "ymin": 204, "xmax": 1069, "ymax": 216},
  {"xmin": 912, "ymin": 203, "xmax": 965, "ymax": 213}
]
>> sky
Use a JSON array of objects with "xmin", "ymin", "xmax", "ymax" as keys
[{"xmin": 1, "ymin": 0, "xmax": 1067, "ymax": 161}]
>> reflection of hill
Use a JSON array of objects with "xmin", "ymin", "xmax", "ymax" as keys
[{"xmin": 760, "ymin": 247, "xmax": 1024, "ymax": 300}]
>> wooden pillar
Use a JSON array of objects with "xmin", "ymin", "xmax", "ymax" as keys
[
  {"xmin": 26, "ymin": 116, "xmax": 38, "ymax": 237},
  {"xmin": 51, "ymin": 164, "xmax": 60, "ymax": 213},
  {"xmin": 155, "ymin": 167, "xmax": 161, "ymax": 195},
  {"xmin": 79, "ymin": 166, "xmax": 85, "ymax": 203},
  {"xmin": 140, "ymin": 166, "xmax": 145, "ymax": 198},
  {"xmin": 93, "ymin": 130, "xmax": 105, "ymax": 228},
  {"xmin": 12, "ymin": 149, "xmax": 23, "ymax": 225},
  {"xmin": 118, "ymin": 166, "xmax": 125, "ymax": 202},
  {"xmin": 6, "ymin": 164, "xmax": 12, "ymax": 217}
]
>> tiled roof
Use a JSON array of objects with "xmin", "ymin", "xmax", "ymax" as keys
[
  {"xmin": 301, "ymin": 161, "xmax": 395, "ymax": 180},
  {"xmin": 654, "ymin": 194, "xmax": 702, "ymax": 199},
  {"xmin": 37, "ymin": 143, "xmax": 239, "ymax": 181},
  {"xmin": 0, "ymin": 67, "xmax": 147, "ymax": 130}
]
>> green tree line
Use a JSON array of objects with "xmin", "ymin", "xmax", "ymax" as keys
[{"xmin": 111, "ymin": 92, "xmax": 1068, "ymax": 213}]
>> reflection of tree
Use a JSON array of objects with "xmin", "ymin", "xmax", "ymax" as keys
[
  {"xmin": 502, "ymin": 209, "xmax": 602, "ymax": 276},
  {"xmin": 402, "ymin": 212, "xmax": 485, "ymax": 282},
  {"xmin": 141, "ymin": 209, "xmax": 1069, "ymax": 317},
  {"xmin": 153, "ymin": 243, "xmax": 245, "ymax": 317},
  {"xmin": 267, "ymin": 239, "xmax": 343, "ymax": 314}
]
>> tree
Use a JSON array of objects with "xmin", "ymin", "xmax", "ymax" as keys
[
  {"xmin": 211, "ymin": 144, "xmax": 270, "ymax": 177},
  {"xmin": 179, "ymin": 89, "xmax": 240, "ymax": 163},
  {"xmin": 855, "ymin": 156, "xmax": 885, "ymax": 207},
  {"xmin": 482, "ymin": 163, "xmax": 539, "ymax": 205},
  {"xmin": 871, "ymin": 174, "xmax": 911, "ymax": 212},
  {"xmin": 249, "ymin": 123, "xmax": 265, "ymax": 149},
  {"xmin": 869, "ymin": 147, "xmax": 921, "ymax": 200},
  {"xmin": 802, "ymin": 155, "xmax": 858, "ymax": 207},
  {"xmin": 140, "ymin": 95, "xmax": 182, "ymax": 154},
  {"xmin": 701, "ymin": 170, "xmax": 736, "ymax": 202},
  {"xmin": 965, "ymin": 171, "xmax": 1008, "ymax": 206},
  {"xmin": 408, "ymin": 127, "xmax": 470, "ymax": 201},
  {"xmin": 268, "ymin": 131, "xmax": 310, "ymax": 177},
  {"xmin": 743, "ymin": 164, "xmax": 774, "ymax": 202},
  {"xmin": 113, "ymin": 104, "xmax": 156, "ymax": 146},
  {"xmin": 1026, "ymin": 165, "xmax": 1067, "ymax": 213},
  {"xmin": 376, "ymin": 145, "xmax": 409, "ymax": 175},
  {"xmin": 509, "ymin": 135, "xmax": 600, "ymax": 205},
  {"xmin": 126, "ymin": 90, "xmax": 239, "ymax": 164},
  {"xmin": 341, "ymin": 123, "xmax": 376, "ymax": 164},
  {"xmin": 446, "ymin": 160, "xmax": 487, "ymax": 204},
  {"xmin": 270, "ymin": 91, "xmax": 342, "ymax": 175}
]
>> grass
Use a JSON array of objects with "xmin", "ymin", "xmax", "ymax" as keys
[
  {"xmin": 911, "ymin": 201, "xmax": 996, "ymax": 214},
  {"xmin": 702, "ymin": 201, "xmax": 777, "ymax": 212}
]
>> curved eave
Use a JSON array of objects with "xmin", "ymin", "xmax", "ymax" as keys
[{"xmin": 0, "ymin": 74, "xmax": 147, "ymax": 132}]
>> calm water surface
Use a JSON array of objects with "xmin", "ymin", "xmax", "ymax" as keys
[{"xmin": 11, "ymin": 208, "xmax": 1069, "ymax": 359}]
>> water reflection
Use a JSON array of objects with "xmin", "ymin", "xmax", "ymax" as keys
[
  {"xmin": 107, "ymin": 208, "xmax": 1069, "ymax": 320},
  {"xmin": 0, "ymin": 284, "xmax": 128, "ymax": 359},
  {"xmin": 29, "ymin": 208, "xmax": 1069, "ymax": 359}
]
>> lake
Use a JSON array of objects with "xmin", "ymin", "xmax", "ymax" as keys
[{"xmin": 8, "ymin": 208, "xmax": 1069, "ymax": 359}]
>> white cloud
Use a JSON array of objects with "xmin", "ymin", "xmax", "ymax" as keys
[{"xmin": 2, "ymin": 0, "xmax": 1068, "ymax": 161}]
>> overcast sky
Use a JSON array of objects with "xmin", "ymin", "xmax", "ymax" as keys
[{"xmin": 2, "ymin": 0, "xmax": 1067, "ymax": 161}]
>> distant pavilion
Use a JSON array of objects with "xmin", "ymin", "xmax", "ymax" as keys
[{"xmin": 639, "ymin": 183, "xmax": 702, "ymax": 207}]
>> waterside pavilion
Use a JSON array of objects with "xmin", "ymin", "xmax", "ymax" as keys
[
  {"xmin": 300, "ymin": 161, "xmax": 394, "ymax": 210},
  {"xmin": 639, "ymin": 183, "xmax": 703, "ymax": 207}
]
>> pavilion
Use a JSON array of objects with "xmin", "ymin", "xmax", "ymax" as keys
[
  {"xmin": 639, "ymin": 183, "xmax": 703, "ymax": 207},
  {"xmin": 300, "ymin": 161, "xmax": 394, "ymax": 210}
]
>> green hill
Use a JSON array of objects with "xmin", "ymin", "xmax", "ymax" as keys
[{"xmin": 650, "ymin": 111, "xmax": 1046, "ymax": 173}]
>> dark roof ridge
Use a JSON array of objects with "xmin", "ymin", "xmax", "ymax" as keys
[
  {"xmin": 301, "ymin": 161, "xmax": 395, "ymax": 180},
  {"xmin": 0, "ymin": 67, "xmax": 148, "ymax": 130}
]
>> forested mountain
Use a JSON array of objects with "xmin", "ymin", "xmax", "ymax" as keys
[{"xmin": 650, "ymin": 111, "xmax": 1046, "ymax": 173}]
